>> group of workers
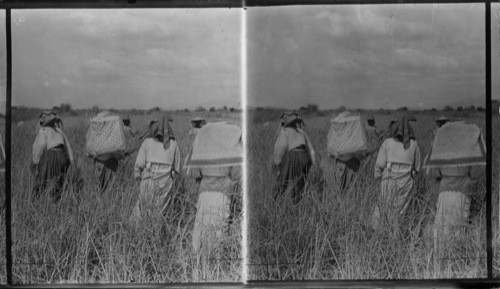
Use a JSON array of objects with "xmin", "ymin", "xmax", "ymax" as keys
[
  {"xmin": 30, "ymin": 108, "xmax": 241, "ymax": 253},
  {"xmin": 272, "ymin": 111, "xmax": 484, "ymax": 258},
  {"xmin": 27, "ymin": 106, "xmax": 486, "ymax": 257}
]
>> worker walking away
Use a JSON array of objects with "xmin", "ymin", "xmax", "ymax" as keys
[
  {"xmin": 424, "ymin": 121, "xmax": 486, "ymax": 260},
  {"xmin": 131, "ymin": 113, "xmax": 181, "ymax": 223},
  {"xmin": 32, "ymin": 111, "xmax": 74, "ymax": 202},
  {"xmin": 273, "ymin": 112, "xmax": 316, "ymax": 204},
  {"xmin": 372, "ymin": 116, "xmax": 421, "ymax": 233},
  {"xmin": 86, "ymin": 111, "xmax": 129, "ymax": 193},
  {"xmin": 184, "ymin": 121, "xmax": 243, "ymax": 255}
]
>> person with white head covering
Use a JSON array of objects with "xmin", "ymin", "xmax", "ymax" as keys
[
  {"xmin": 425, "ymin": 121, "xmax": 485, "ymax": 258},
  {"xmin": 429, "ymin": 163, "xmax": 483, "ymax": 258},
  {"xmin": 32, "ymin": 110, "xmax": 74, "ymax": 202},
  {"xmin": 186, "ymin": 121, "xmax": 242, "ymax": 254},
  {"xmin": 273, "ymin": 111, "xmax": 317, "ymax": 204}
]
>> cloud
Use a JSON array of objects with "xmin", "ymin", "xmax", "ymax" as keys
[
  {"xmin": 11, "ymin": 9, "xmax": 241, "ymax": 110},
  {"xmin": 82, "ymin": 58, "xmax": 115, "ymax": 71},
  {"xmin": 60, "ymin": 10, "xmax": 178, "ymax": 40},
  {"xmin": 394, "ymin": 47, "xmax": 459, "ymax": 69},
  {"xmin": 248, "ymin": 5, "xmax": 484, "ymax": 110},
  {"xmin": 315, "ymin": 8, "xmax": 430, "ymax": 38},
  {"xmin": 314, "ymin": 11, "xmax": 353, "ymax": 37}
]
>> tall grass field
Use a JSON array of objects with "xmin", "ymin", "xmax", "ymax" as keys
[
  {"xmin": 248, "ymin": 110, "xmax": 487, "ymax": 280},
  {"xmin": 492, "ymin": 113, "xmax": 500, "ymax": 277},
  {"xmin": 0, "ymin": 117, "xmax": 5, "ymax": 284},
  {"xmin": 9, "ymin": 110, "xmax": 242, "ymax": 283}
]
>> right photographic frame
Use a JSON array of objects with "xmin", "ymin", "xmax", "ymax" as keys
[
  {"xmin": 493, "ymin": 2, "xmax": 500, "ymax": 278},
  {"xmin": 247, "ymin": 3, "xmax": 487, "ymax": 280}
]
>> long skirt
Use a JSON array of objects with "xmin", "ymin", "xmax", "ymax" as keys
[
  {"xmin": 192, "ymin": 191, "xmax": 230, "ymax": 253},
  {"xmin": 371, "ymin": 163, "xmax": 414, "ymax": 231},
  {"xmin": 336, "ymin": 158, "xmax": 361, "ymax": 193},
  {"xmin": 34, "ymin": 147, "xmax": 70, "ymax": 202},
  {"xmin": 95, "ymin": 157, "xmax": 119, "ymax": 192},
  {"xmin": 433, "ymin": 191, "xmax": 470, "ymax": 257},
  {"xmin": 276, "ymin": 147, "xmax": 311, "ymax": 203},
  {"xmin": 130, "ymin": 164, "xmax": 174, "ymax": 223}
]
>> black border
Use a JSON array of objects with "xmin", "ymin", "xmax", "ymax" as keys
[
  {"xmin": 0, "ymin": 1, "xmax": 244, "ymax": 9},
  {"xmin": 0, "ymin": 0, "xmax": 498, "ymax": 288},
  {"xmin": 5, "ymin": 8, "xmax": 12, "ymax": 287},
  {"xmin": 486, "ymin": 0, "xmax": 493, "ymax": 280},
  {"xmin": 245, "ymin": 0, "xmax": 490, "ymax": 5}
]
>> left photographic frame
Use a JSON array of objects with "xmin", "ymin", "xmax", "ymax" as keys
[
  {"xmin": 0, "ymin": 9, "xmax": 6, "ymax": 285},
  {"xmin": 9, "ymin": 8, "xmax": 243, "ymax": 284}
]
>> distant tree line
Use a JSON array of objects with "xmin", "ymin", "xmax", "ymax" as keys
[{"xmin": 11, "ymin": 102, "xmax": 241, "ymax": 122}]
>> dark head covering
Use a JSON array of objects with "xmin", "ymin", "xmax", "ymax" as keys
[
  {"xmin": 435, "ymin": 116, "xmax": 450, "ymax": 124},
  {"xmin": 140, "ymin": 113, "xmax": 175, "ymax": 149},
  {"xmin": 367, "ymin": 114, "xmax": 375, "ymax": 121},
  {"xmin": 191, "ymin": 117, "xmax": 207, "ymax": 128},
  {"xmin": 388, "ymin": 116, "xmax": 415, "ymax": 150},
  {"xmin": 39, "ymin": 110, "xmax": 59, "ymax": 127},
  {"xmin": 280, "ymin": 111, "xmax": 303, "ymax": 128}
]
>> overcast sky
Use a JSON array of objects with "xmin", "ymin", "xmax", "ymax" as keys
[
  {"xmin": 493, "ymin": 3, "xmax": 500, "ymax": 100},
  {"xmin": 0, "ymin": 5, "xmax": 497, "ymax": 111},
  {"xmin": 248, "ymin": 4, "xmax": 486, "ymax": 110},
  {"xmin": 8, "ymin": 9, "xmax": 241, "ymax": 110}
]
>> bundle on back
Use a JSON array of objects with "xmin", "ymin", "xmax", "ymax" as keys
[
  {"xmin": 424, "ymin": 121, "xmax": 485, "ymax": 168},
  {"xmin": 86, "ymin": 111, "xmax": 127, "ymax": 162},
  {"xmin": 184, "ymin": 121, "xmax": 242, "ymax": 170},
  {"xmin": 327, "ymin": 111, "xmax": 368, "ymax": 162}
]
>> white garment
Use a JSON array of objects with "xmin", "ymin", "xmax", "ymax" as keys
[
  {"xmin": 433, "ymin": 191, "xmax": 470, "ymax": 256},
  {"xmin": 192, "ymin": 191, "xmax": 230, "ymax": 253},
  {"xmin": 134, "ymin": 138, "xmax": 180, "ymax": 179}
]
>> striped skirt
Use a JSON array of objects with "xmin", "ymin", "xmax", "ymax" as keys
[
  {"xmin": 95, "ymin": 157, "xmax": 119, "ymax": 192},
  {"xmin": 276, "ymin": 146, "xmax": 312, "ymax": 203},
  {"xmin": 336, "ymin": 158, "xmax": 361, "ymax": 193},
  {"xmin": 371, "ymin": 162, "xmax": 414, "ymax": 231},
  {"xmin": 130, "ymin": 163, "xmax": 174, "ymax": 223},
  {"xmin": 34, "ymin": 146, "xmax": 71, "ymax": 202}
]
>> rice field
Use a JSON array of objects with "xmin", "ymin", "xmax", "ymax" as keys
[
  {"xmin": 1, "ymin": 108, "xmax": 494, "ymax": 282},
  {"xmin": 9, "ymin": 110, "xmax": 242, "ymax": 283},
  {"xmin": 492, "ymin": 113, "xmax": 500, "ymax": 277},
  {"xmin": 0, "ymin": 117, "xmax": 5, "ymax": 284},
  {"xmin": 247, "ymin": 109, "xmax": 487, "ymax": 280}
]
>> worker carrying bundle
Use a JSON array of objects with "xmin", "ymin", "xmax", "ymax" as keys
[
  {"xmin": 327, "ymin": 111, "xmax": 368, "ymax": 162},
  {"xmin": 184, "ymin": 121, "xmax": 243, "ymax": 254},
  {"xmin": 424, "ymin": 121, "xmax": 485, "ymax": 259},
  {"xmin": 424, "ymin": 121, "xmax": 485, "ymax": 169},
  {"xmin": 184, "ymin": 121, "xmax": 242, "ymax": 170},
  {"xmin": 85, "ymin": 111, "xmax": 127, "ymax": 162}
]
